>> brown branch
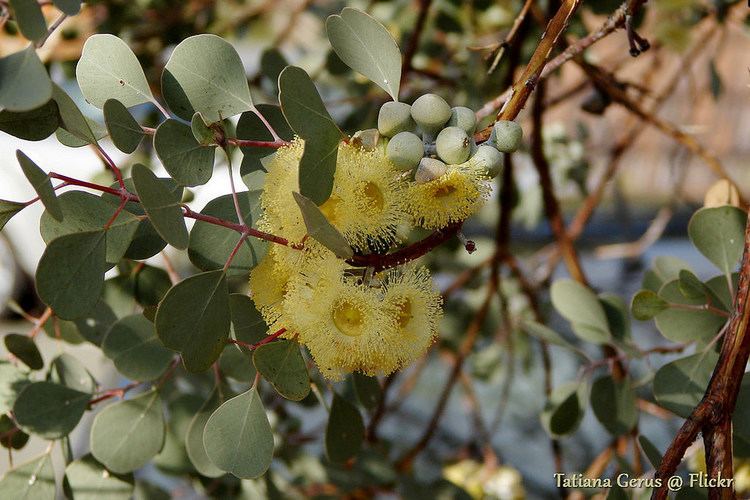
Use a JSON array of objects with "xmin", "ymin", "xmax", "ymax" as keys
[{"xmin": 400, "ymin": 0, "xmax": 433, "ymax": 90}]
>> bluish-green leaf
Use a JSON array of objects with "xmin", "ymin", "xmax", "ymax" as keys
[
  {"xmin": 631, "ymin": 290, "xmax": 669, "ymax": 321},
  {"xmin": 654, "ymin": 279, "xmax": 726, "ymax": 343},
  {"xmin": 590, "ymin": 375, "xmax": 637, "ymax": 435},
  {"xmin": 36, "ymin": 231, "xmax": 107, "ymax": 320},
  {"xmin": 55, "ymin": 116, "xmax": 108, "ymax": 148},
  {"xmin": 154, "ymin": 119, "xmax": 216, "ymax": 187},
  {"xmin": 90, "ymin": 390, "xmax": 165, "ymax": 473},
  {"xmin": 102, "ymin": 315, "xmax": 173, "ymax": 381},
  {"xmin": 230, "ymin": 294, "xmax": 267, "ymax": 344},
  {"xmin": 0, "ymin": 361, "xmax": 28, "ymax": 414},
  {"xmin": 678, "ymin": 269, "xmax": 707, "ymax": 300},
  {"xmin": 104, "ymin": 99, "xmax": 145, "ymax": 153},
  {"xmin": 0, "ymin": 200, "xmax": 25, "ymax": 231},
  {"xmin": 253, "ymin": 340, "xmax": 310, "ymax": 401},
  {"xmin": 688, "ymin": 206, "xmax": 747, "ymax": 276},
  {"xmin": 163, "ymin": 34, "xmax": 253, "ymax": 123},
  {"xmin": 185, "ymin": 387, "xmax": 225, "ymax": 478},
  {"xmin": 65, "ymin": 454, "xmax": 134, "ymax": 500},
  {"xmin": 541, "ymin": 382, "xmax": 586, "ymax": 438},
  {"xmin": 278, "ymin": 66, "xmax": 342, "ymax": 204},
  {"xmin": 293, "ymin": 192, "xmax": 353, "ymax": 258},
  {"xmin": 155, "ymin": 270, "xmax": 230, "ymax": 372},
  {"xmin": 550, "ymin": 279, "xmax": 611, "ymax": 344},
  {"xmin": 13, "ymin": 381, "xmax": 90, "ymax": 438},
  {"xmin": 653, "ymin": 351, "xmax": 719, "ymax": 418},
  {"xmin": 49, "ymin": 353, "xmax": 96, "ymax": 393},
  {"xmin": 638, "ymin": 435, "xmax": 662, "ymax": 469},
  {"xmin": 77, "ymin": 35, "xmax": 155, "ymax": 109},
  {"xmin": 643, "ymin": 255, "xmax": 692, "ymax": 292},
  {"xmin": 3, "ymin": 334, "xmax": 43, "ymax": 370},
  {"xmin": 0, "ymin": 100, "xmax": 59, "ymax": 141},
  {"xmin": 203, "ymin": 386, "xmax": 273, "ymax": 478},
  {"xmin": 326, "ymin": 392, "xmax": 365, "ymax": 463},
  {"xmin": 53, "ymin": 0, "xmax": 80, "ymax": 15},
  {"xmin": 190, "ymin": 112, "xmax": 214, "ymax": 145},
  {"xmin": 131, "ymin": 163, "xmax": 189, "ymax": 249},
  {"xmin": 9, "ymin": 0, "xmax": 47, "ymax": 42},
  {"xmin": 40, "ymin": 190, "xmax": 139, "ymax": 264},
  {"xmin": 326, "ymin": 8, "xmax": 402, "ymax": 100},
  {"xmin": 0, "ymin": 454, "xmax": 55, "ymax": 499},
  {"xmin": 187, "ymin": 192, "xmax": 267, "ymax": 275},
  {"xmin": 16, "ymin": 150, "xmax": 62, "ymax": 221},
  {"xmin": 0, "ymin": 46, "xmax": 52, "ymax": 112}
]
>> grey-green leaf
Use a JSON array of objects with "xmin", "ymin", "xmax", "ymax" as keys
[
  {"xmin": 688, "ymin": 206, "xmax": 747, "ymax": 276},
  {"xmin": 77, "ymin": 34, "xmax": 154, "ymax": 108},
  {"xmin": 293, "ymin": 192, "xmax": 353, "ymax": 258},
  {"xmin": 52, "ymin": 84, "xmax": 99, "ymax": 145},
  {"xmin": 131, "ymin": 163, "xmax": 189, "ymax": 249},
  {"xmin": 162, "ymin": 34, "xmax": 253, "ymax": 123},
  {"xmin": 3, "ymin": 334, "xmax": 43, "ymax": 370},
  {"xmin": 191, "ymin": 112, "xmax": 214, "ymax": 145},
  {"xmin": 65, "ymin": 454, "xmax": 134, "ymax": 500},
  {"xmin": 104, "ymin": 99, "xmax": 145, "ymax": 153},
  {"xmin": 326, "ymin": 8, "xmax": 401, "ymax": 100},
  {"xmin": 278, "ymin": 66, "xmax": 342, "ymax": 204},
  {"xmin": 0, "ymin": 100, "xmax": 59, "ymax": 141},
  {"xmin": 521, "ymin": 320, "xmax": 586, "ymax": 357},
  {"xmin": 185, "ymin": 388, "xmax": 225, "ymax": 478},
  {"xmin": 49, "ymin": 353, "xmax": 96, "ymax": 393},
  {"xmin": 90, "ymin": 390, "xmax": 165, "ymax": 473},
  {"xmin": 102, "ymin": 315, "xmax": 173, "ymax": 381},
  {"xmin": 326, "ymin": 393, "xmax": 365, "ymax": 463},
  {"xmin": 203, "ymin": 386, "xmax": 274, "ymax": 478},
  {"xmin": 590, "ymin": 375, "xmax": 638, "ymax": 435},
  {"xmin": 188, "ymin": 192, "xmax": 267, "ymax": 275},
  {"xmin": 550, "ymin": 279, "xmax": 611, "ymax": 344},
  {"xmin": 16, "ymin": 150, "xmax": 62, "ymax": 221},
  {"xmin": 678, "ymin": 269, "xmax": 707, "ymax": 300},
  {"xmin": 643, "ymin": 255, "xmax": 692, "ymax": 292},
  {"xmin": 0, "ymin": 200, "xmax": 25, "ymax": 231},
  {"xmin": 9, "ymin": 0, "xmax": 47, "ymax": 42},
  {"xmin": 154, "ymin": 119, "xmax": 216, "ymax": 187},
  {"xmin": 237, "ymin": 105, "xmax": 293, "ymax": 177},
  {"xmin": 638, "ymin": 435, "xmax": 662, "ymax": 469},
  {"xmin": 40, "ymin": 190, "xmax": 139, "ymax": 264},
  {"xmin": 230, "ymin": 294, "xmax": 267, "ymax": 345},
  {"xmin": 653, "ymin": 351, "xmax": 719, "ymax": 418},
  {"xmin": 0, "ymin": 46, "xmax": 52, "ymax": 112},
  {"xmin": 253, "ymin": 340, "xmax": 310, "ymax": 401},
  {"xmin": 541, "ymin": 382, "xmax": 586, "ymax": 438},
  {"xmin": 654, "ymin": 279, "xmax": 726, "ymax": 343},
  {"xmin": 631, "ymin": 290, "xmax": 669, "ymax": 321},
  {"xmin": 13, "ymin": 381, "xmax": 90, "ymax": 438},
  {"xmin": 52, "ymin": 0, "xmax": 81, "ymax": 15},
  {"xmin": 155, "ymin": 270, "xmax": 230, "ymax": 372},
  {"xmin": 36, "ymin": 231, "xmax": 107, "ymax": 320},
  {"xmin": 0, "ymin": 454, "xmax": 55, "ymax": 499}
]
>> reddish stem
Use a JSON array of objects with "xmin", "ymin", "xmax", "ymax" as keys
[
  {"xmin": 228, "ymin": 138, "xmax": 290, "ymax": 148},
  {"xmin": 229, "ymin": 328, "xmax": 287, "ymax": 350}
]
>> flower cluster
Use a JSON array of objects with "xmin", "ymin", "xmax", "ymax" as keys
[{"xmin": 249, "ymin": 95, "xmax": 523, "ymax": 379}]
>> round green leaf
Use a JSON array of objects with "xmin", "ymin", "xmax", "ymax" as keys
[
  {"xmin": 203, "ymin": 386, "xmax": 273, "ymax": 478},
  {"xmin": 154, "ymin": 270, "xmax": 230, "ymax": 373},
  {"xmin": 52, "ymin": 84, "xmax": 100, "ymax": 145},
  {"xmin": 253, "ymin": 340, "xmax": 310, "ymax": 401},
  {"xmin": 3, "ymin": 334, "xmax": 43, "ymax": 370},
  {"xmin": 43, "ymin": 317, "xmax": 85, "ymax": 344},
  {"xmin": 153, "ymin": 119, "xmax": 216, "ymax": 187},
  {"xmin": 0, "ymin": 46, "xmax": 52, "ymax": 112},
  {"xmin": 40, "ymin": 191, "xmax": 139, "ymax": 265},
  {"xmin": 104, "ymin": 99, "xmax": 145, "ymax": 153},
  {"xmin": 0, "ymin": 454, "xmax": 55, "ymax": 499},
  {"xmin": 0, "ymin": 200, "xmax": 25, "ymax": 231},
  {"xmin": 131, "ymin": 163, "xmax": 189, "ymax": 250},
  {"xmin": 550, "ymin": 279, "xmax": 611, "ymax": 344},
  {"xmin": 188, "ymin": 192, "xmax": 267, "ymax": 275},
  {"xmin": 218, "ymin": 344, "xmax": 255, "ymax": 382},
  {"xmin": 653, "ymin": 351, "xmax": 719, "ymax": 418},
  {"xmin": 77, "ymin": 34, "xmax": 155, "ymax": 109},
  {"xmin": 230, "ymin": 294, "xmax": 267, "ymax": 344},
  {"xmin": 162, "ymin": 34, "xmax": 253, "ymax": 123},
  {"xmin": 278, "ymin": 66, "xmax": 342, "ymax": 205},
  {"xmin": 590, "ymin": 375, "xmax": 637, "ymax": 435},
  {"xmin": 49, "ymin": 353, "xmax": 96, "ymax": 393},
  {"xmin": 643, "ymin": 255, "xmax": 692, "ymax": 292},
  {"xmin": 237, "ymin": 105, "xmax": 293, "ymax": 178},
  {"xmin": 325, "ymin": 392, "xmax": 365, "ymax": 463},
  {"xmin": 654, "ymin": 279, "xmax": 727, "ymax": 343},
  {"xmin": 326, "ymin": 8, "xmax": 402, "ymax": 100},
  {"xmin": 631, "ymin": 290, "xmax": 669, "ymax": 321},
  {"xmin": 13, "ymin": 381, "xmax": 90, "ymax": 438},
  {"xmin": 190, "ymin": 112, "xmax": 214, "ymax": 145},
  {"xmin": 16, "ymin": 150, "xmax": 62, "ymax": 221},
  {"xmin": 90, "ymin": 390, "xmax": 166, "ymax": 474},
  {"xmin": 353, "ymin": 373, "xmax": 381, "ymax": 410},
  {"xmin": 36, "ymin": 230, "xmax": 107, "ymax": 320},
  {"xmin": 65, "ymin": 454, "xmax": 133, "ymax": 500},
  {"xmin": 153, "ymin": 394, "xmax": 202, "ymax": 475},
  {"xmin": 71, "ymin": 301, "xmax": 118, "ymax": 346},
  {"xmin": 9, "ymin": 0, "xmax": 47, "ymax": 42},
  {"xmin": 688, "ymin": 206, "xmax": 747, "ymax": 276},
  {"xmin": 541, "ymin": 382, "xmax": 586, "ymax": 438},
  {"xmin": 185, "ymin": 388, "xmax": 225, "ymax": 478},
  {"xmin": 102, "ymin": 315, "xmax": 173, "ymax": 381},
  {"xmin": 55, "ymin": 116, "xmax": 108, "ymax": 148},
  {"xmin": 0, "ymin": 100, "xmax": 60, "ymax": 141},
  {"xmin": 292, "ymin": 192, "xmax": 353, "ymax": 258}
]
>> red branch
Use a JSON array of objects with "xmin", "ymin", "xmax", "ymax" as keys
[{"xmin": 229, "ymin": 328, "xmax": 287, "ymax": 350}]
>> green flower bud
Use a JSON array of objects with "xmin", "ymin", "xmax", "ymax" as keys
[
  {"xmin": 447, "ymin": 106, "xmax": 477, "ymax": 134},
  {"xmin": 470, "ymin": 145, "xmax": 504, "ymax": 178},
  {"xmin": 386, "ymin": 131, "xmax": 424, "ymax": 171},
  {"xmin": 377, "ymin": 102, "xmax": 415, "ymax": 137},
  {"xmin": 410, "ymin": 93, "xmax": 451, "ymax": 135},
  {"xmin": 415, "ymin": 157, "xmax": 447, "ymax": 184},
  {"xmin": 436, "ymin": 126, "xmax": 471, "ymax": 165},
  {"xmin": 490, "ymin": 120, "xmax": 523, "ymax": 153}
]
